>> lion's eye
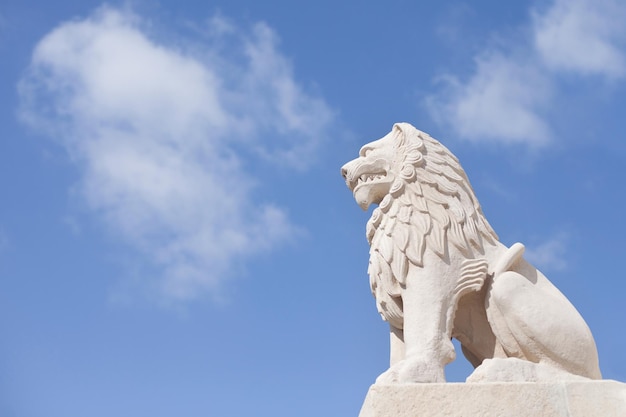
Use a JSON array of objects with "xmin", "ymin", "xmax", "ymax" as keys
[{"xmin": 360, "ymin": 147, "xmax": 373, "ymax": 157}]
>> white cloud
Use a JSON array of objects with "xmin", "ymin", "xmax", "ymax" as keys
[
  {"xmin": 18, "ymin": 7, "xmax": 333, "ymax": 302},
  {"xmin": 524, "ymin": 234, "xmax": 568, "ymax": 272},
  {"xmin": 533, "ymin": 0, "xmax": 626, "ymax": 79},
  {"xmin": 426, "ymin": 0, "xmax": 626, "ymax": 146},
  {"xmin": 426, "ymin": 53, "xmax": 552, "ymax": 145},
  {"xmin": 222, "ymin": 22, "xmax": 335, "ymax": 167}
]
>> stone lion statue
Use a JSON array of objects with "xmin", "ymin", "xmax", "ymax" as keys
[{"xmin": 341, "ymin": 123, "xmax": 601, "ymax": 383}]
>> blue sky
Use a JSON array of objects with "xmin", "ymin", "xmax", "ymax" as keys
[{"xmin": 1, "ymin": 0, "xmax": 626, "ymax": 415}]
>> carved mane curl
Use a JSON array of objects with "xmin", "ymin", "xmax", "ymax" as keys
[{"xmin": 367, "ymin": 123, "xmax": 498, "ymax": 327}]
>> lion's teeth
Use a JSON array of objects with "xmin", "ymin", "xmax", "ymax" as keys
[{"xmin": 358, "ymin": 173, "xmax": 383, "ymax": 183}]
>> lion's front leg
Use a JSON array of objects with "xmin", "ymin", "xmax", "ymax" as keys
[
  {"xmin": 389, "ymin": 325, "xmax": 405, "ymax": 366},
  {"xmin": 374, "ymin": 325, "xmax": 405, "ymax": 384},
  {"xmin": 378, "ymin": 268, "xmax": 457, "ymax": 384},
  {"xmin": 397, "ymin": 278, "xmax": 456, "ymax": 383}
]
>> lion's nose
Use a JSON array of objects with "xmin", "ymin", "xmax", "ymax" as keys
[{"xmin": 341, "ymin": 166, "xmax": 348, "ymax": 180}]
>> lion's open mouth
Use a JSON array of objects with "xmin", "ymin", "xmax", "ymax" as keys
[
  {"xmin": 353, "ymin": 171, "xmax": 386, "ymax": 192},
  {"xmin": 358, "ymin": 173, "xmax": 385, "ymax": 184}
]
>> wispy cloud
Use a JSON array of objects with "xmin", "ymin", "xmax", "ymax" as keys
[
  {"xmin": 524, "ymin": 234, "xmax": 568, "ymax": 272},
  {"xmin": 426, "ymin": 53, "xmax": 552, "ymax": 146},
  {"xmin": 426, "ymin": 0, "xmax": 626, "ymax": 146},
  {"xmin": 18, "ymin": 7, "xmax": 333, "ymax": 302},
  {"xmin": 533, "ymin": 0, "xmax": 626, "ymax": 78}
]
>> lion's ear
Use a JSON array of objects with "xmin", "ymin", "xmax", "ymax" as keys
[
  {"xmin": 392, "ymin": 122, "xmax": 408, "ymax": 135},
  {"xmin": 393, "ymin": 123, "xmax": 409, "ymax": 148}
]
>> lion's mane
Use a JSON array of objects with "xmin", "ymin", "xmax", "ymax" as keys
[{"xmin": 367, "ymin": 124, "xmax": 499, "ymax": 328}]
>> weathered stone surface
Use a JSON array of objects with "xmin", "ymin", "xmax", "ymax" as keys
[
  {"xmin": 341, "ymin": 123, "xmax": 601, "ymax": 384},
  {"xmin": 359, "ymin": 381, "xmax": 626, "ymax": 417}
]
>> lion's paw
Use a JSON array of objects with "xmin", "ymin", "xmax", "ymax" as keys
[
  {"xmin": 376, "ymin": 359, "xmax": 446, "ymax": 384},
  {"xmin": 375, "ymin": 367, "xmax": 400, "ymax": 384}
]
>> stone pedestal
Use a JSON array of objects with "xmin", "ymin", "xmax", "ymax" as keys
[{"xmin": 359, "ymin": 381, "xmax": 626, "ymax": 417}]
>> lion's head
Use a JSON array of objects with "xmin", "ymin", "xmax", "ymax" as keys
[
  {"xmin": 341, "ymin": 127, "xmax": 399, "ymax": 211},
  {"xmin": 342, "ymin": 123, "xmax": 498, "ymax": 326}
]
